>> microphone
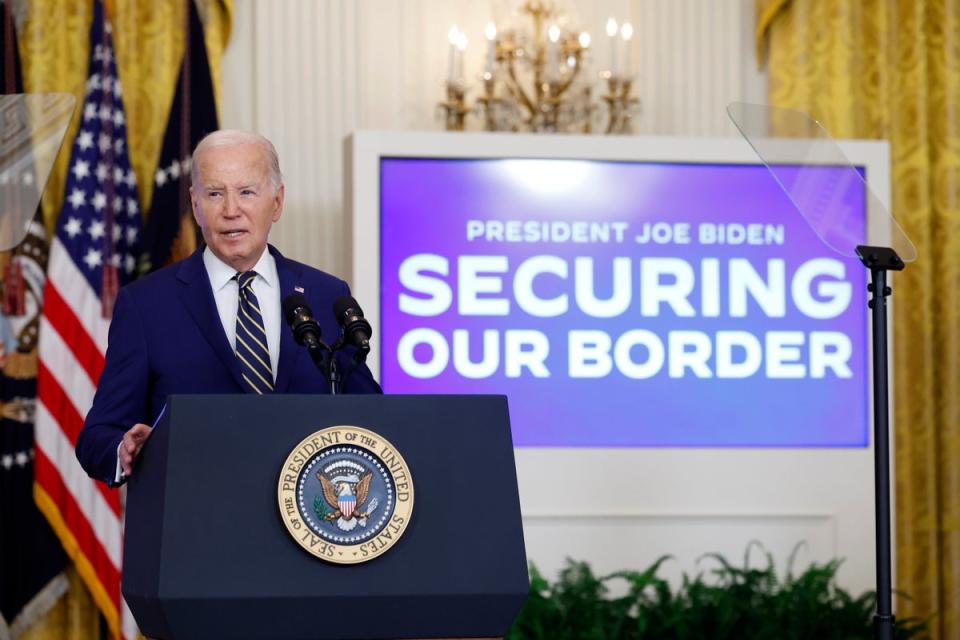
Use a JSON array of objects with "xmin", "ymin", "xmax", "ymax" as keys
[
  {"xmin": 333, "ymin": 295, "xmax": 372, "ymax": 355},
  {"xmin": 282, "ymin": 293, "xmax": 322, "ymax": 349}
]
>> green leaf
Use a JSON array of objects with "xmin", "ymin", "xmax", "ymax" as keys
[
  {"xmin": 506, "ymin": 547, "xmax": 932, "ymax": 640},
  {"xmin": 313, "ymin": 495, "xmax": 330, "ymax": 520}
]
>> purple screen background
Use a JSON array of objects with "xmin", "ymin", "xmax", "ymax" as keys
[{"xmin": 378, "ymin": 158, "xmax": 868, "ymax": 447}]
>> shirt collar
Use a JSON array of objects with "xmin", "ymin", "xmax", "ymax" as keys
[{"xmin": 202, "ymin": 246, "xmax": 278, "ymax": 291}]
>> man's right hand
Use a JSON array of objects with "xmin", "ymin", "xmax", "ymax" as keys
[{"xmin": 120, "ymin": 423, "xmax": 153, "ymax": 477}]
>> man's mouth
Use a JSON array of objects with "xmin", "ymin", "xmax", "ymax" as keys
[{"xmin": 222, "ymin": 230, "xmax": 247, "ymax": 238}]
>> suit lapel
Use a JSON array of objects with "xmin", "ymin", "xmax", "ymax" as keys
[
  {"xmin": 272, "ymin": 246, "xmax": 304, "ymax": 393},
  {"xmin": 177, "ymin": 249, "xmax": 247, "ymax": 390}
]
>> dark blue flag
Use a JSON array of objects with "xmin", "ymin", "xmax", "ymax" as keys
[{"xmin": 139, "ymin": 0, "xmax": 219, "ymax": 273}]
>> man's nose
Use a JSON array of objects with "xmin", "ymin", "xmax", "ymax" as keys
[{"xmin": 224, "ymin": 191, "xmax": 241, "ymax": 217}]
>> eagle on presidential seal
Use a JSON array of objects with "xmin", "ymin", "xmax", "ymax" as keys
[{"xmin": 317, "ymin": 465, "xmax": 381, "ymax": 531}]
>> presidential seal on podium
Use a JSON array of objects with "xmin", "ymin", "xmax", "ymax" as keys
[{"xmin": 277, "ymin": 426, "xmax": 414, "ymax": 564}]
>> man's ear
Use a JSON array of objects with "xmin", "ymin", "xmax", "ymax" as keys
[{"xmin": 272, "ymin": 183, "xmax": 285, "ymax": 223}]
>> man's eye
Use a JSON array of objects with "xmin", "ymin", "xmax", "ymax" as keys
[
  {"xmin": 241, "ymin": 189, "xmax": 255, "ymax": 196},
  {"xmin": 208, "ymin": 191, "xmax": 223, "ymax": 198}
]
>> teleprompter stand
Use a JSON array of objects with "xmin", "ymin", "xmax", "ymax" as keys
[
  {"xmin": 121, "ymin": 394, "xmax": 529, "ymax": 640},
  {"xmin": 856, "ymin": 245, "xmax": 904, "ymax": 640},
  {"xmin": 728, "ymin": 102, "xmax": 919, "ymax": 640}
]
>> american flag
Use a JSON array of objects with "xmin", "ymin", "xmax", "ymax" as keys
[{"xmin": 34, "ymin": 2, "xmax": 140, "ymax": 638}]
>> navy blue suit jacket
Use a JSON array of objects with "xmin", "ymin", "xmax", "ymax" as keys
[{"xmin": 76, "ymin": 245, "xmax": 381, "ymax": 485}]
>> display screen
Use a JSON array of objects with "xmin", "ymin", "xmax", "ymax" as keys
[{"xmin": 378, "ymin": 158, "xmax": 868, "ymax": 447}]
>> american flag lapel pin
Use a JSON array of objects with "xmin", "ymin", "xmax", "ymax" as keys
[{"xmin": 294, "ymin": 286, "xmax": 304, "ymax": 293}]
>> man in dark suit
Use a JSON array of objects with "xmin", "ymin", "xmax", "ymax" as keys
[{"xmin": 76, "ymin": 130, "xmax": 380, "ymax": 486}]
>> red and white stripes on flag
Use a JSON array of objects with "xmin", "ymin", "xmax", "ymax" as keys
[
  {"xmin": 35, "ymin": 243, "xmax": 133, "ymax": 635},
  {"xmin": 34, "ymin": 2, "xmax": 140, "ymax": 638}
]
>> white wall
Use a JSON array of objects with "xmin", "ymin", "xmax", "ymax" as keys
[
  {"xmin": 215, "ymin": 0, "xmax": 891, "ymax": 592},
  {"xmin": 221, "ymin": 0, "xmax": 766, "ymax": 278}
]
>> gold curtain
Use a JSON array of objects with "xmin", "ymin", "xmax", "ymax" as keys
[
  {"xmin": 18, "ymin": 0, "xmax": 231, "ymax": 235},
  {"xmin": 13, "ymin": 0, "xmax": 231, "ymax": 637},
  {"xmin": 757, "ymin": 0, "xmax": 960, "ymax": 637}
]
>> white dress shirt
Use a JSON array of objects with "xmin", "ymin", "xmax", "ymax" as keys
[
  {"xmin": 202, "ymin": 246, "xmax": 281, "ymax": 380},
  {"xmin": 117, "ymin": 246, "xmax": 282, "ymax": 482}
]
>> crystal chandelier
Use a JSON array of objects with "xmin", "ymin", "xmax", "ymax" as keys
[{"xmin": 439, "ymin": 1, "xmax": 639, "ymax": 134}]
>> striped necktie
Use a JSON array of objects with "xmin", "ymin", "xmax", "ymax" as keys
[{"xmin": 235, "ymin": 271, "xmax": 274, "ymax": 393}]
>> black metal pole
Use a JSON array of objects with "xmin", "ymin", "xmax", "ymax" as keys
[
  {"xmin": 328, "ymin": 354, "xmax": 340, "ymax": 395},
  {"xmin": 306, "ymin": 344, "xmax": 340, "ymax": 395},
  {"xmin": 858, "ymin": 244, "xmax": 901, "ymax": 640}
]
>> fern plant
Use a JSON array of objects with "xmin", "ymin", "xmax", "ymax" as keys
[{"xmin": 507, "ymin": 546, "xmax": 930, "ymax": 640}]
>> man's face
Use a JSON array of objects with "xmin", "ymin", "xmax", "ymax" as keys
[{"xmin": 190, "ymin": 142, "xmax": 284, "ymax": 272}]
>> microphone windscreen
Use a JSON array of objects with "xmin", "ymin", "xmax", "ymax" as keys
[
  {"xmin": 282, "ymin": 293, "xmax": 312, "ymax": 325},
  {"xmin": 333, "ymin": 295, "xmax": 361, "ymax": 320}
]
